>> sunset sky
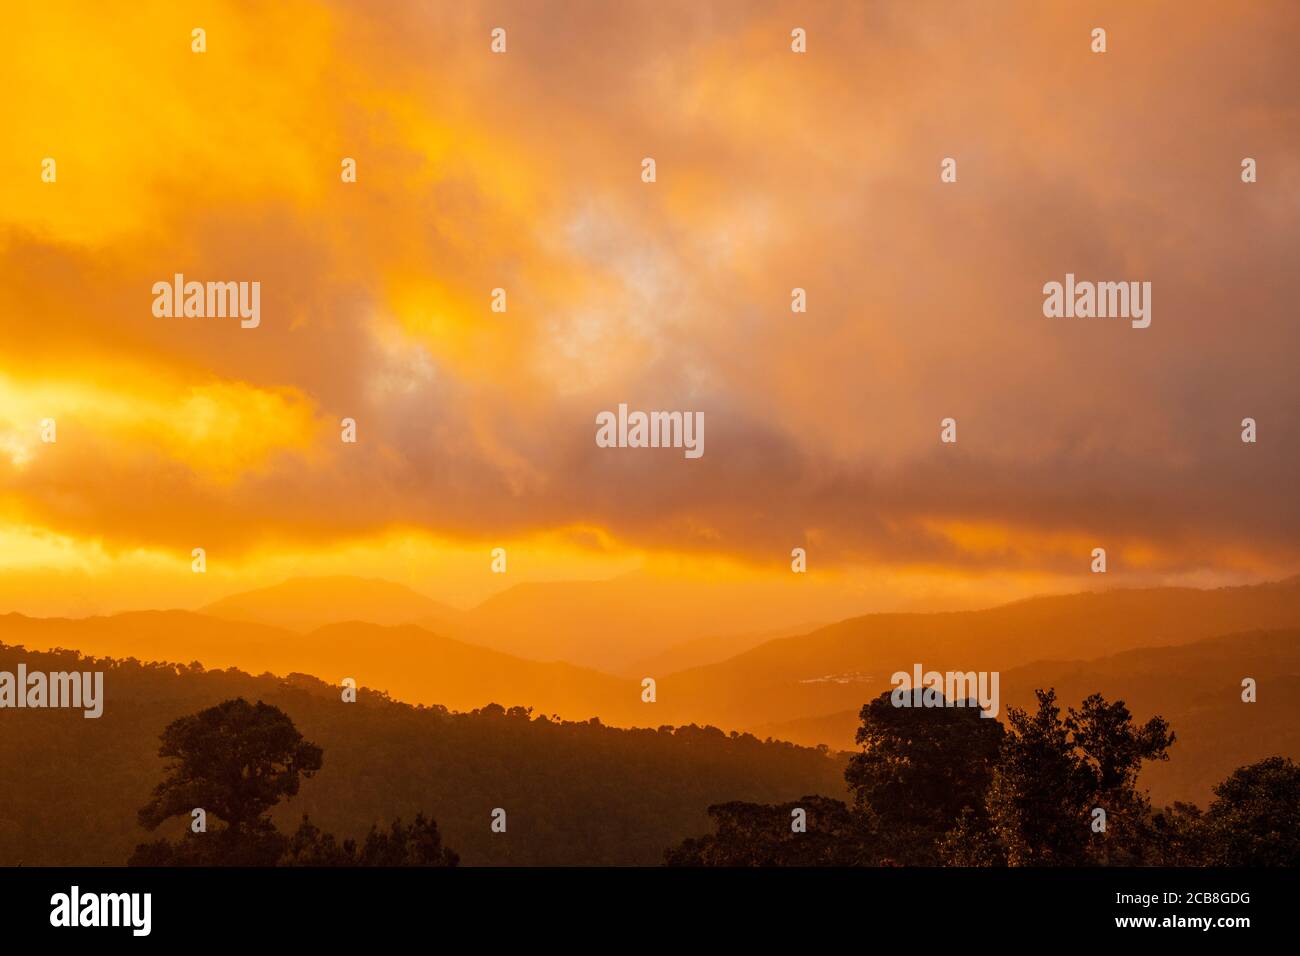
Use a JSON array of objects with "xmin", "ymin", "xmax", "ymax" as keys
[{"xmin": 1, "ymin": 1, "xmax": 1298, "ymax": 622}]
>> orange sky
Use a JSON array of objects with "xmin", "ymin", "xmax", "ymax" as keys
[{"xmin": 1, "ymin": 1, "xmax": 1298, "ymax": 619}]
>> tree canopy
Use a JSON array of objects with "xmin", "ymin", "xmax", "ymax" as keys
[
  {"xmin": 667, "ymin": 687, "xmax": 1293, "ymax": 867},
  {"xmin": 129, "ymin": 697, "xmax": 456, "ymax": 866}
]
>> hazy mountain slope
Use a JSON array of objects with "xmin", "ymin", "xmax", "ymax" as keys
[
  {"xmin": 621, "ymin": 623, "xmax": 825, "ymax": 679},
  {"xmin": 0, "ymin": 611, "xmax": 643, "ymax": 724},
  {"xmin": 652, "ymin": 577, "xmax": 1300, "ymax": 729},
  {"xmin": 428, "ymin": 572, "xmax": 867, "ymax": 671},
  {"xmin": 203, "ymin": 573, "xmax": 844, "ymax": 672},
  {"xmin": 8, "ymin": 576, "xmax": 1299, "ymax": 775},
  {"xmin": 201, "ymin": 576, "xmax": 462, "ymax": 634},
  {"xmin": 0, "ymin": 644, "xmax": 847, "ymax": 866}
]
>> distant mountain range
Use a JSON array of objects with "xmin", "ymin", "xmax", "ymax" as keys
[
  {"xmin": 4, "ymin": 574, "xmax": 1298, "ymax": 806},
  {"xmin": 0, "ymin": 610, "xmax": 640, "ymax": 724},
  {"xmin": 647, "ymin": 575, "xmax": 1300, "ymax": 733},
  {"xmin": 200, "ymin": 573, "xmax": 845, "ymax": 673},
  {"xmin": 201, "ymin": 575, "xmax": 462, "ymax": 635}
]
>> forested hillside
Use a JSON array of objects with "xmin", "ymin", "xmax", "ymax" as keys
[{"xmin": 0, "ymin": 644, "xmax": 846, "ymax": 866}]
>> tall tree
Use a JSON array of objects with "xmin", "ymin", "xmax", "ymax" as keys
[
  {"xmin": 986, "ymin": 690, "xmax": 1172, "ymax": 866},
  {"xmin": 846, "ymin": 689, "xmax": 1004, "ymax": 863},
  {"xmin": 131, "ymin": 698, "xmax": 323, "ymax": 865}
]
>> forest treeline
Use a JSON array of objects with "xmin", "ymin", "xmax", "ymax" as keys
[
  {"xmin": 0, "ymin": 643, "xmax": 844, "ymax": 866},
  {"xmin": 666, "ymin": 689, "xmax": 1300, "ymax": 866},
  {"xmin": 3, "ymin": 643, "xmax": 1295, "ymax": 867}
]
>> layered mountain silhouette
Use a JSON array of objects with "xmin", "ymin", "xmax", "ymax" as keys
[
  {"xmin": 624, "ymin": 623, "xmax": 826, "ymax": 678},
  {"xmin": 4, "ymin": 575, "xmax": 1298, "ymax": 808},
  {"xmin": 647, "ymin": 576, "xmax": 1300, "ymax": 732},
  {"xmin": 201, "ymin": 572, "xmax": 847, "ymax": 672},
  {"xmin": 0, "ymin": 610, "xmax": 640, "ymax": 724},
  {"xmin": 201, "ymin": 575, "xmax": 463, "ymax": 634}
]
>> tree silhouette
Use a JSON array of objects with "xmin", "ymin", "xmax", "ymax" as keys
[
  {"xmin": 846, "ymin": 689, "xmax": 1004, "ymax": 863},
  {"xmin": 131, "ymin": 698, "xmax": 323, "ymax": 865},
  {"xmin": 1200, "ymin": 756, "xmax": 1300, "ymax": 866},
  {"xmin": 283, "ymin": 813, "xmax": 459, "ymax": 866},
  {"xmin": 279, "ymin": 814, "xmax": 352, "ymax": 865},
  {"xmin": 128, "ymin": 696, "xmax": 462, "ymax": 866},
  {"xmin": 665, "ymin": 687, "xmax": 1213, "ymax": 867},
  {"xmin": 1068, "ymin": 692, "xmax": 1174, "ymax": 793},
  {"xmin": 984, "ymin": 689, "xmax": 1173, "ymax": 865},
  {"xmin": 1144, "ymin": 801, "xmax": 1208, "ymax": 866}
]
